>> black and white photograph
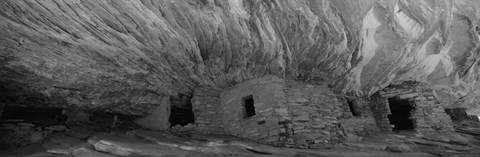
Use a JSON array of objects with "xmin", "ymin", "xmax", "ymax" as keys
[{"xmin": 0, "ymin": 0, "xmax": 479, "ymax": 156}]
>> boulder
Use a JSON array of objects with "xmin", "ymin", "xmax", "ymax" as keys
[
  {"xmin": 1, "ymin": 123, "xmax": 17, "ymax": 130},
  {"xmin": 385, "ymin": 144, "xmax": 412, "ymax": 152},
  {"xmin": 18, "ymin": 123, "xmax": 35, "ymax": 128},
  {"xmin": 133, "ymin": 130, "xmax": 297, "ymax": 156},
  {"xmin": 29, "ymin": 131, "xmax": 44, "ymax": 143},
  {"xmin": 72, "ymin": 148, "xmax": 116, "ymax": 157},
  {"xmin": 88, "ymin": 133, "xmax": 190, "ymax": 157},
  {"xmin": 66, "ymin": 125, "xmax": 96, "ymax": 139},
  {"xmin": 45, "ymin": 125, "xmax": 68, "ymax": 132},
  {"xmin": 0, "ymin": 122, "xmax": 42, "ymax": 146},
  {"xmin": 43, "ymin": 132, "xmax": 90, "ymax": 155},
  {"xmin": 179, "ymin": 124, "xmax": 196, "ymax": 132}
]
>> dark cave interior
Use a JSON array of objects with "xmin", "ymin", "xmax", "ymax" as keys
[
  {"xmin": 1, "ymin": 105, "xmax": 66, "ymax": 127},
  {"xmin": 169, "ymin": 94, "xmax": 195, "ymax": 126},
  {"xmin": 388, "ymin": 98, "xmax": 415, "ymax": 131}
]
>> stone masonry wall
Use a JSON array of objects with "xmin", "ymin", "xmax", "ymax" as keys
[
  {"xmin": 192, "ymin": 77, "xmax": 454, "ymax": 148},
  {"xmin": 192, "ymin": 88, "xmax": 224, "ymax": 134},
  {"xmin": 371, "ymin": 93, "xmax": 394, "ymax": 132},
  {"xmin": 219, "ymin": 76, "xmax": 377, "ymax": 146},
  {"xmin": 284, "ymin": 79, "xmax": 347, "ymax": 146},
  {"xmin": 378, "ymin": 82, "xmax": 454, "ymax": 132},
  {"xmin": 338, "ymin": 98, "xmax": 379, "ymax": 140},
  {"xmin": 220, "ymin": 75, "xmax": 288, "ymax": 143}
]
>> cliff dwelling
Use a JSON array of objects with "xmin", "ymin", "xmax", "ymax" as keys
[{"xmin": 2, "ymin": 0, "xmax": 480, "ymax": 156}]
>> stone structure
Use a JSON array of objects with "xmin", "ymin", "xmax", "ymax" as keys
[
  {"xmin": 338, "ymin": 98, "xmax": 379, "ymax": 140},
  {"xmin": 284, "ymin": 79, "xmax": 351, "ymax": 145},
  {"xmin": 184, "ymin": 76, "xmax": 455, "ymax": 147},
  {"xmin": 373, "ymin": 82, "xmax": 454, "ymax": 132},
  {"xmin": 219, "ymin": 76, "xmax": 380, "ymax": 146},
  {"xmin": 130, "ymin": 76, "xmax": 457, "ymax": 147},
  {"xmin": 220, "ymin": 76, "xmax": 287, "ymax": 144},
  {"xmin": 182, "ymin": 75, "xmax": 362, "ymax": 146},
  {"xmin": 192, "ymin": 88, "xmax": 225, "ymax": 134},
  {"xmin": 217, "ymin": 75, "xmax": 356, "ymax": 146}
]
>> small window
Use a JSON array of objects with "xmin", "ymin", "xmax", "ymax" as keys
[
  {"xmin": 347, "ymin": 100, "xmax": 360, "ymax": 117},
  {"xmin": 242, "ymin": 95, "xmax": 256, "ymax": 118}
]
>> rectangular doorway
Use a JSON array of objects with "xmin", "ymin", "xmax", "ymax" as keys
[{"xmin": 387, "ymin": 97, "xmax": 415, "ymax": 131}]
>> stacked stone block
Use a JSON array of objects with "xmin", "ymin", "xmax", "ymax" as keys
[
  {"xmin": 192, "ymin": 88, "xmax": 224, "ymax": 134},
  {"xmin": 220, "ymin": 75, "xmax": 287, "ymax": 143},
  {"xmin": 371, "ymin": 93, "xmax": 394, "ymax": 132},
  {"xmin": 338, "ymin": 99, "xmax": 379, "ymax": 138},
  {"xmin": 216, "ymin": 76, "xmax": 380, "ymax": 147},
  {"xmin": 284, "ymin": 79, "xmax": 347, "ymax": 146},
  {"xmin": 410, "ymin": 91, "xmax": 453, "ymax": 132},
  {"xmin": 191, "ymin": 77, "xmax": 455, "ymax": 148},
  {"xmin": 377, "ymin": 82, "xmax": 454, "ymax": 132}
]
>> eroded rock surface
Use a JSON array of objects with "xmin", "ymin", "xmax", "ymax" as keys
[
  {"xmin": 5, "ymin": 124, "xmax": 480, "ymax": 157},
  {"xmin": 1, "ymin": 0, "xmax": 480, "ymax": 114}
]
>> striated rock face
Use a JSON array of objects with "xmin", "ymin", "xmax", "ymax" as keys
[{"xmin": 1, "ymin": 0, "xmax": 480, "ymax": 114}]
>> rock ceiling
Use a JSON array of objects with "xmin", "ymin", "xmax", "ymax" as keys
[{"xmin": 1, "ymin": 0, "xmax": 480, "ymax": 114}]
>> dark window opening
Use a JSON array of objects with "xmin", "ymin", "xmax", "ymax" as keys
[
  {"xmin": 243, "ymin": 95, "xmax": 256, "ymax": 118},
  {"xmin": 387, "ymin": 98, "xmax": 414, "ymax": 131},
  {"xmin": 347, "ymin": 100, "xmax": 360, "ymax": 117},
  {"xmin": 0, "ymin": 105, "xmax": 67, "ymax": 127},
  {"xmin": 169, "ymin": 94, "xmax": 195, "ymax": 126}
]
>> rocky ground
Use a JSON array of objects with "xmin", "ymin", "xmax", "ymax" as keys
[{"xmin": 1, "ymin": 120, "xmax": 480, "ymax": 157}]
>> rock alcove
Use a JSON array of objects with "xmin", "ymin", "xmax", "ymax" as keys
[{"xmin": 2, "ymin": 0, "xmax": 480, "ymax": 156}]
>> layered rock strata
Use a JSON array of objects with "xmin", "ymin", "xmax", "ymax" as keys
[{"xmin": 1, "ymin": 0, "xmax": 480, "ymax": 115}]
